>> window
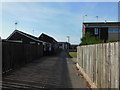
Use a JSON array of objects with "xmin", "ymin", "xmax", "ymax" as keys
[
  {"xmin": 59, "ymin": 44, "xmax": 62, "ymax": 46},
  {"xmin": 30, "ymin": 42, "xmax": 36, "ymax": 44},
  {"xmin": 108, "ymin": 30, "xmax": 120, "ymax": 33},
  {"xmin": 94, "ymin": 28, "xmax": 99, "ymax": 35},
  {"xmin": 8, "ymin": 40, "xmax": 22, "ymax": 43}
]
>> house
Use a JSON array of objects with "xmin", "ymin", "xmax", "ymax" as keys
[
  {"xmin": 58, "ymin": 42, "xmax": 70, "ymax": 50},
  {"xmin": 69, "ymin": 44, "xmax": 78, "ymax": 52},
  {"xmin": 39, "ymin": 33, "xmax": 57, "ymax": 43},
  {"xmin": 6, "ymin": 30, "xmax": 43, "ymax": 45},
  {"xmin": 82, "ymin": 22, "xmax": 120, "ymax": 41},
  {"xmin": 39, "ymin": 33, "xmax": 58, "ymax": 53}
]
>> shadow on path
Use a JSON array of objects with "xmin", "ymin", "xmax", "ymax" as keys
[{"xmin": 2, "ymin": 50, "xmax": 88, "ymax": 89}]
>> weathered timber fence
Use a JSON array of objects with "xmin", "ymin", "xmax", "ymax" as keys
[
  {"xmin": 2, "ymin": 41, "xmax": 43, "ymax": 74},
  {"xmin": 77, "ymin": 42, "xmax": 119, "ymax": 88}
]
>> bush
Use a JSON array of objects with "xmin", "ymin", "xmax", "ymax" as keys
[
  {"xmin": 106, "ymin": 40, "xmax": 120, "ymax": 43},
  {"xmin": 80, "ymin": 32, "xmax": 104, "ymax": 46}
]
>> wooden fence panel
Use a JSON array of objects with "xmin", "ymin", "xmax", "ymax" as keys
[
  {"xmin": 77, "ymin": 42, "xmax": 119, "ymax": 88},
  {"xmin": 2, "ymin": 42, "xmax": 43, "ymax": 74}
]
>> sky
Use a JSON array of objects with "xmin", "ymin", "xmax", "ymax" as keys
[{"xmin": 1, "ymin": 2, "xmax": 118, "ymax": 44}]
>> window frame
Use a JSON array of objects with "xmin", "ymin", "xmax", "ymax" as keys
[{"xmin": 94, "ymin": 28, "xmax": 99, "ymax": 35}]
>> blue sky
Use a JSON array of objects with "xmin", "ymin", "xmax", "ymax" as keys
[{"xmin": 1, "ymin": 2, "xmax": 118, "ymax": 44}]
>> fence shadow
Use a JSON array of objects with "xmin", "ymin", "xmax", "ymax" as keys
[{"xmin": 2, "ymin": 41, "xmax": 43, "ymax": 76}]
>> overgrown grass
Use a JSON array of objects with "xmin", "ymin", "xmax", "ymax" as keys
[{"xmin": 69, "ymin": 52, "xmax": 77, "ymax": 58}]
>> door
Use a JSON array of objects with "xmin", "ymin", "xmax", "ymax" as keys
[{"xmin": 100, "ymin": 28, "xmax": 108, "ymax": 41}]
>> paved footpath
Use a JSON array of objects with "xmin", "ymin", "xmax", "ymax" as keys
[{"xmin": 2, "ymin": 51, "xmax": 89, "ymax": 89}]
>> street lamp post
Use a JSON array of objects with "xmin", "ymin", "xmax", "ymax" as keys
[
  {"xmin": 33, "ymin": 29, "xmax": 34, "ymax": 35},
  {"xmin": 67, "ymin": 36, "xmax": 70, "ymax": 52},
  {"xmin": 15, "ymin": 22, "xmax": 18, "ymax": 30},
  {"xmin": 83, "ymin": 15, "xmax": 87, "ymax": 22},
  {"xmin": 67, "ymin": 36, "xmax": 70, "ymax": 43},
  {"xmin": 96, "ymin": 16, "xmax": 98, "ymax": 21}
]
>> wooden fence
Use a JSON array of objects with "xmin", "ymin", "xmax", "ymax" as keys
[
  {"xmin": 77, "ymin": 42, "xmax": 119, "ymax": 88},
  {"xmin": 0, "ymin": 39, "xmax": 2, "ymax": 75},
  {"xmin": 2, "ymin": 41, "xmax": 43, "ymax": 74}
]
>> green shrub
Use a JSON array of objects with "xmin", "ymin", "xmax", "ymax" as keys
[
  {"xmin": 80, "ymin": 32, "xmax": 104, "ymax": 46},
  {"xmin": 106, "ymin": 40, "xmax": 120, "ymax": 43}
]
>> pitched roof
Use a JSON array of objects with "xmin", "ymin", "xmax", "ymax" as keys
[
  {"xmin": 7, "ymin": 30, "xmax": 43, "ymax": 43},
  {"xmin": 39, "ymin": 33, "xmax": 57, "ymax": 43}
]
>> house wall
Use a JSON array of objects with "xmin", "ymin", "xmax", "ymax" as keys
[
  {"xmin": 82, "ymin": 24, "xmax": 86, "ymax": 36},
  {"xmin": 58, "ymin": 43, "xmax": 64, "ymax": 50},
  {"xmin": 108, "ymin": 27, "xmax": 120, "ymax": 41},
  {"xmin": 85, "ymin": 28, "xmax": 95, "ymax": 35},
  {"xmin": 108, "ymin": 33, "xmax": 120, "ymax": 41},
  {"xmin": 69, "ymin": 45, "xmax": 78, "ymax": 52},
  {"xmin": 85, "ymin": 27, "xmax": 108, "ymax": 40},
  {"xmin": 58, "ymin": 43, "xmax": 69, "ymax": 50},
  {"xmin": 83, "ymin": 23, "xmax": 119, "ymax": 41}
]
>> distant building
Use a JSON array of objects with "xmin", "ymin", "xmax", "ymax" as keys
[
  {"xmin": 39, "ymin": 33, "xmax": 57, "ymax": 43},
  {"xmin": 69, "ymin": 44, "xmax": 78, "ymax": 52},
  {"xmin": 82, "ymin": 22, "xmax": 120, "ymax": 41},
  {"xmin": 6, "ymin": 30, "xmax": 43, "ymax": 45},
  {"xmin": 58, "ymin": 42, "xmax": 70, "ymax": 50},
  {"xmin": 39, "ymin": 33, "xmax": 58, "ymax": 52}
]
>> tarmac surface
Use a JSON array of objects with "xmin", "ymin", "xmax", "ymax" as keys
[{"xmin": 2, "ymin": 51, "xmax": 89, "ymax": 89}]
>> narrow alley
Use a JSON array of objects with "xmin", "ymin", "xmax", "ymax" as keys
[{"xmin": 2, "ymin": 51, "xmax": 89, "ymax": 89}]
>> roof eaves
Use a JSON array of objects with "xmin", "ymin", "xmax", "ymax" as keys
[{"xmin": 7, "ymin": 30, "xmax": 44, "ymax": 43}]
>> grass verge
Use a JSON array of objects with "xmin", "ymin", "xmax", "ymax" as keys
[{"xmin": 69, "ymin": 52, "xmax": 77, "ymax": 58}]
